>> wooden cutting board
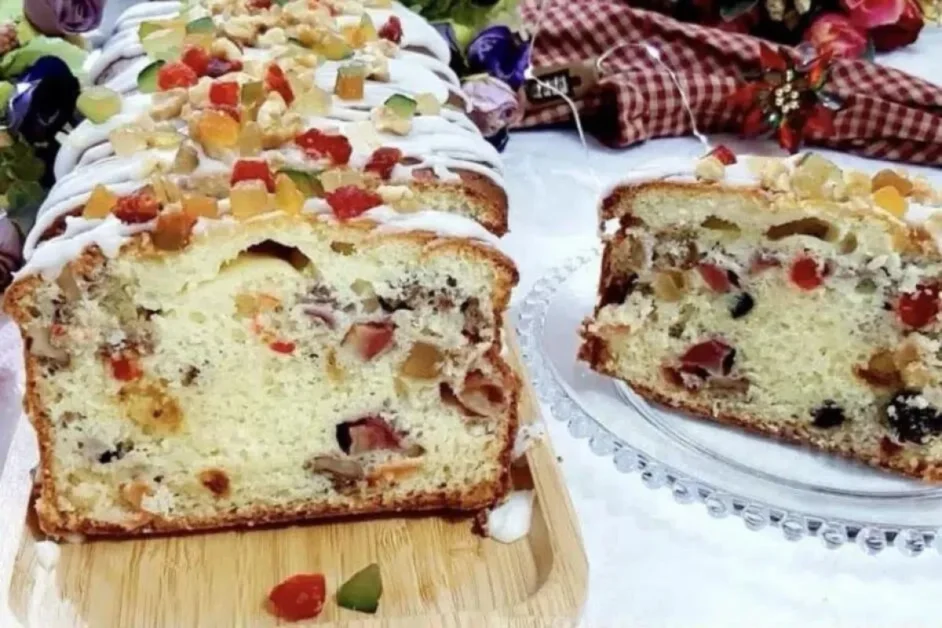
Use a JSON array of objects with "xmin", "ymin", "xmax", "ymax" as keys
[{"xmin": 1, "ymin": 334, "xmax": 588, "ymax": 627}]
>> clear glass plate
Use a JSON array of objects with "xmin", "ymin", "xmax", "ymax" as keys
[{"xmin": 516, "ymin": 247, "xmax": 942, "ymax": 556}]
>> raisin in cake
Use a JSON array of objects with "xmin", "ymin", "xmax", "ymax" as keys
[
  {"xmin": 56, "ymin": 0, "xmax": 507, "ymax": 235},
  {"xmin": 579, "ymin": 150, "xmax": 942, "ymax": 481}
]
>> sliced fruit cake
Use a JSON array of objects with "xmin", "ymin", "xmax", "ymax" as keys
[{"xmin": 580, "ymin": 150, "xmax": 942, "ymax": 481}]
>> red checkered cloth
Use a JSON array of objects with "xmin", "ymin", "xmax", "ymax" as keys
[{"xmin": 517, "ymin": 0, "xmax": 942, "ymax": 165}]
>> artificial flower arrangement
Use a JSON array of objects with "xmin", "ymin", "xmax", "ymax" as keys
[
  {"xmin": 0, "ymin": 0, "xmax": 101, "ymax": 288},
  {"xmin": 639, "ymin": 0, "xmax": 926, "ymax": 59},
  {"xmin": 410, "ymin": 0, "xmax": 531, "ymax": 150}
]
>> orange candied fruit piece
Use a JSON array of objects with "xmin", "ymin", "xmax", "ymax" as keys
[
  {"xmin": 196, "ymin": 109, "xmax": 240, "ymax": 148},
  {"xmin": 152, "ymin": 211, "xmax": 198, "ymax": 251},
  {"xmin": 182, "ymin": 194, "xmax": 219, "ymax": 219},
  {"xmin": 873, "ymin": 185, "xmax": 908, "ymax": 218},
  {"xmin": 157, "ymin": 61, "xmax": 199, "ymax": 91},
  {"xmin": 83, "ymin": 184, "xmax": 118, "ymax": 219},
  {"xmin": 871, "ymin": 169, "xmax": 914, "ymax": 196},
  {"xmin": 334, "ymin": 64, "xmax": 366, "ymax": 101}
]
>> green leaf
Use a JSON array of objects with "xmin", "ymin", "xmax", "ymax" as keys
[
  {"xmin": 6, "ymin": 179, "xmax": 45, "ymax": 219},
  {"xmin": 10, "ymin": 152, "xmax": 44, "ymax": 182},
  {"xmin": 0, "ymin": 36, "xmax": 88, "ymax": 79}
]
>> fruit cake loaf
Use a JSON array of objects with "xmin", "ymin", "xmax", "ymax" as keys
[
  {"xmin": 58, "ymin": 0, "xmax": 507, "ymax": 234},
  {"xmin": 579, "ymin": 150, "xmax": 942, "ymax": 481},
  {"xmin": 5, "ymin": 191, "xmax": 518, "ymax": 536}
]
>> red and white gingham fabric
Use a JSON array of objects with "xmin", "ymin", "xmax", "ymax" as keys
[{"xmin": 518, "ymin": 0, "xmax": 942, "ymax": 165}]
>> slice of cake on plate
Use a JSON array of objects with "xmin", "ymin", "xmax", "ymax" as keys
[{"xmin": 579, "ymin": 150, "xmax": 942, "ymax": 481}]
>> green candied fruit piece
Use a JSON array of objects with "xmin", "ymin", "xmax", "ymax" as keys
[
  {"xmin": 77, "ymin": 86, "xmax": 123, "ymax": 124},
  {"xmin": 321, "ymin": 34, "xmax": 353, "ymax": 61},
  {"xmin": 240, "ymin": 80, "xmax": 265, "ymax": 106},
  {"xmin": 137, "ymin": 60, "xmax": 165, "ymax": 94},
  {"xmin": 138, "ymin": 20, "xmax": 173, "ymax": 39},
  {"xmin": 278, "ymin": 168, "xmax": 324, "ymax": 198},
  {"xmin": 185, "ymin": 16, "xmax": 215, "ymax": 34},
  {"xmin": 141, "ymin": 27, "xmax": 184, "ymax": 62},
  {"xmin": 383, "ymin": 94, "xmax": 417, "ymax": 119},
  {"xmin": 336, "ymin": 563, "xmax": 382, "ymax": 614}
]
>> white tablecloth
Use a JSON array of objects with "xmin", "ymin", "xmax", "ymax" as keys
[{"xmin": 2, "ymin": 21, "xmax": 942, "ymax": 626}]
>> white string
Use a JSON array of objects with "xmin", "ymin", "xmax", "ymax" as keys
[{"xmin": 596, "ymin": 41, "xmax": 711, "ymax": 150}]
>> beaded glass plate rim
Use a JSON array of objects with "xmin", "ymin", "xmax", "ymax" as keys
[{"xmin": 515, "ymin": 246, "xmax": 941, "ymax": 557}]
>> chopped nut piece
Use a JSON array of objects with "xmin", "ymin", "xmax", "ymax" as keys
[
  {"xmin": 370, "ymin": 105, "xmax": 411, "ymax": 135},
  {"xmin": 84, "ymin": 184, "xmax": 118, "ymax": 218},
  {"xmin": 694, "ymin": 155, "xmax": 724, "ymax": 182},
  {"xmin": 188, "ymin": 76, "xmax": 212, "ymax": 107},
  {"xmin": 257, "ymin": 26, "xmax": 287, "ymax": 48},
  {"xmin": 152, "ymin": 211, "xmax": 197, "ymax": 251},
  {"xmin": 149, "ymin": 88, "xmax": 187, "ymax": 121},
  {"xmin": 210, "ymin": 37, "xmax": 242, "ymax": 60}
]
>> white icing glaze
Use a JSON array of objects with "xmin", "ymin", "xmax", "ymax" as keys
[{"xmin": 485, "ymin": 490, "xmax": 534, "ymax": 544}]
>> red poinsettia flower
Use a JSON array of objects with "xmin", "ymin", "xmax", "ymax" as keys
[
  {"xmin": 728, "ymin": 43, "xmax": 843, "ymax": 154},
  {"xmin": 803, "ymin": 13, "xmax": 869, "ymax": 59}
]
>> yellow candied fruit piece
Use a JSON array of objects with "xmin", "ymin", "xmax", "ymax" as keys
[
  {"xmin": 792, "ymin": 153, "xmax": 841, "ymax": 199},
  {"xmin": 414, "ymin": 92, "xmax": 440, "ymax": 116},
  {"xmin": 83, "ymin": 185, "xmax": 118, "ymax": 218},
  {"xmin": 334, "ymin": 64, "xmax": 366, "ymax": 101},
  {"xmin": 320, "ymin": 168, "xmax": 365, "ymax": 193},
  {"xmin": 871, "ymin": 169, "xmax": 914, "ymax": 196},
  {"xmin": 196, "ymin": 110, "xmax": 240, "ymax": 148},
  {"xmin": 291, "ymin": 85, "xmax": 332, "ymax": 116},
  {"xmin": 230, "ymin": 180, "xmax": 272, "ymax": 220},
  {"xmin": 274, "ymin": 173, "xmax": 305, "ymax": 214},
  {"xmin": 873, "ymin": 185, "xmax": 908, "ymax": 218},
  {"xmin": 182, "ymin": 194, "xmax": 219, "ymax": 219},
  {"xmin": 238, "ymin": 121, "xmax": 263, "ymax": 157},
  {"xmin": 110, "ymin": 125, "xmax": 149, "ymax": 156}
]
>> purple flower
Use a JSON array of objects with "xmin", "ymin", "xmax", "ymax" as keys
[
  {"xmin": 8, "ymin": 56, "xmax": 79, "ymax": 147},
  {"xmin": 25, "ymin": 0, "xmax": 104, "ymax": 35},
  {"xmin": 466, "ymin": 26, "xmax": 531, "ymax": 90},
  {"xmin": 462, "ymin": 74, "xmax": 522, "ymax": 151},
  {"xmin": 0, "ymin": 217, "xmax": 23, "ymax": 293}
]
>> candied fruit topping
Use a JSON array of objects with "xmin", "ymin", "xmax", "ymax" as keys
[
  {"xmin": 172, "ymin": 143, "xmax": 200, "ymax": 173},
  {"xmin": 789, "ymin": 255, "xmax": 824, "ymax": 290},
  {"xmin": 697, "ymin": 263, "xmax": 736, "ymax": 293},
  {"xmin": 181, "ymin": 45, "xmax": 212, "ymax": 76},
  {"xmin": 707, "ymin": 145, "xmax": 737, "ymax": 165},
  {"xmin": 83, "ymin": 185, "xmax": 118, "ymax": 219},
  {"xmin": 414, "ymin": 92, "xmax": 440, "ymax": 116},
  {"xmin": 897, "ymin": 284, "xmax": 940, "ymax": 329},
  {"xmin": 364, "ymin": 147, "xmax": 402, "ymax": 180},
  {"xmin": 110, "ymin": 353, "xmax": 142, "ymax": 381},
  {"xmin": 265, "ymin": 63, "xmax": 294, "ymax": 106},
  {"xmin": 205, "ymin": 56, "xmax": 243, "ymax": 78},
  {"xmin": 114, "ymin": 190, "xmax": 160, "ymax": 223},
  {"xmin": 77, "ymin": 87, "xmax": 122, "ymax": 124},
  {"xmin": 209, "ymin": 81, "xmax": 239, "ymax": 107},
  {"xmin": 268, "ymin": 573, "xmax": 326, "ymax": 622},
  {"xmin": 153, "ymin": 211, "xmax": 197, "ymax": 251},
  {"xmin": 182, "ymin": 194, "xmax": 218, "ymax": 218},
  {"xmin": 326, "ymin": 185, "xmax": 383, "ymax": 220},
  {"xmin": 274, "ymin": 173, "xmax": 305, "ymax": 214},
  {"xmin": 231, "ymin": 159, "xmax": 275, "ymax": 192},
  {"xmin": 295, "ymin": 128, "xmax": 352, "ymax": 165},
  {"xmin": 680, "ymin": 339, "xmax": 735, "ymax": 376},
  {"xmin": 334, "ymin": 63, "xmax": 366, "ymax": 100},
  {"xmin": 873, "ymin": 185, "xmax": 908, "ymax": 218},
  {"xmin": 196, "ymin": 109, "xmax": 240, "ymax": 147},
  {"xmin": 378, "ymin": 16, "xmax": 402, "ymax": 43},
  {"xmin": 269, "ymin": 340, "xmax": 296, "ymax": 354},
  {"xmin": 157, "ymin": 61, "xmax": 198, "ymax": 90},
  {"xmin": 290, "ymin": 86, "xmax": 331, "ymax": 116},
  {"xmin": 872, "ymin": 169, "xmax": 913, "ymax": 196},
  {"xmin": 230, "ymin": 180, "xmax": 272, "ymax": 219},
  {"xmin": 343, "ymin": 322, "xmax": 395, "ymax": 360}
]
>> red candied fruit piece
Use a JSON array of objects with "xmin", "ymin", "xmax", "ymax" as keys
[
  {"xmin": 707, "ymin": 145, "xmax": 737, "ymax": 165},
  {"xmin": 264, "ymin": 63, "xmax": 294, "ymax": 105},
  {"xmin": 109, "ymin": 354, "xmax": 142, "ymax": 381},
  {"xmin": 248, "ymin": 0, "xmax": 272, "ymax": 9},
  {"xmin": 209, "ymin": 81, "xmax": 239, "ymax": 107},
  {"xmin": 231, "ymin": 159, "xmax": 275, "ymax": 192},
  {"xmin": 379, "ymin": 16, "xmax": 403, "ymax": 43},
  {"xmin": 113, "ymin": 191, "xmax": 161, "ymax": 223},
  {"xmin": 156, "ymin": 61, "xmax": 198, "ymax": 91},
  {"xmin": 326, "ymin": 186, "xmax": 383, "ymax": 220},
  {"xmin": 897, "ymin": 283, "xmax": 940, "ymax": 329},
  {"xmin": 295, "ymin": 128, "xmax": 352, "ymax": 165},
  {"xmin": 364, "ymin": 147, "xmax": 403, "ymax": 180},
  {"xmin": 269, "ymin": 340, "xmax": 296, "ymax": 354},
  {"xmin": 211, "ymin": 104, "xmax": 241, "ymax": 122},
  {"xmin": 180, "ymin": 45, "xmax": 212, "ymax": 76},
  {"xmin": 346, "ymin": 416, "xmax": 401, "ymax": 454},
  {"xmin": 268, "ymin": 573, "xmax": 326, "ymax": 622},
  {"xmin": 697, "ymin": 263, "xmax": 735, "ymax": 293},
  {"xmin": 680, "ymin": 339, "xmax": 735, "ymax": 375},
  {"xmin": 789, "ymin": 255, "xmax": 824, "ymax": 290},
  {"xmin": 205, "ymin": 57, "xmax": 243, "ymax": 78}
]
